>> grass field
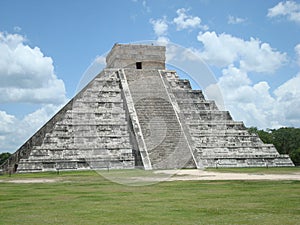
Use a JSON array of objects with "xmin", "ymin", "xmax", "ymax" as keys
[{"xmin": 0, "ymin": 169, "xmax": 300, "ymax": 225}]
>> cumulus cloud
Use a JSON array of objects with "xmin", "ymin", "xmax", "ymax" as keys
[
  {"xmin": 220, "ymin": 65, "xmax": 252, "ymax": 93},
  {"xmin": 149, "ymin": 8, "xmax": 208, "ymax": 42},
  {"xmin": 0, "ymin": 113, "xmax": 15, "ymax": 147},
  {"xmin": 0, "ymin": 104, "xmax": 63, "ymax": 152},
  {"xmin": 0, "ymin": 32, "xmax": 68, "ymax": 152},
  {"xmin": 267, "ymin": 0, "xmax": 300, "ymax": 24},
  {"xmin": 197, "ymin": 31, "xmax": 287, "ymax": 73},
  {"xmin": 156, "ymin": 36, "xmax": 170, "ymax": 46},
  {"xmin": 218, "ymin": 66, "xmax": 272, "ymax": 128},
  {"xmin": 274, "ymin": 74, "xmax": 300, "ymax": 124},
  {"xmin": 0, "ymin": 32, "xmax": 67, "ymax": 104},
  {"xmin": 150, "ymin": 17, "xmax": 168, "ymax": 36},
  {"xmin": 216, "ymin": 64, "xmax": 300, "ymax": 128},
  {"xmin": 275, "ymin": 73, "xmax": 300, "ymax": 101},
  {"xmin": 173, "ymin": 8, "xmax": 207, "ymax": 30},
  {"xmin": 227, "ymin": 15, "xmax": 246, "ymax": 24},
  {"xmin": 0, "ymin": 111, "xmax": 17, "ymax": 136}
]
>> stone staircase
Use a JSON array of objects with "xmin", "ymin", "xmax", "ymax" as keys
[
  {"xmin": 161, "ymin": 70, "xmax": 294, "ymax": 167},
  {"xmin": 123, "ymin": 69, "xmax": 197, "ymax": 169}
]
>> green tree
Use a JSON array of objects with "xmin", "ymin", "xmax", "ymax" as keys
[
  {"xmin": 0, "ymin": 152, "xmax": 11, "ymax": 165},
  {"xmin": 290, "ymin": 148, "xmax": 300, "ymax": 166},
  {"xmin": 248, "ymin": 126, "xmax": 258, "ymax": 134},
  {"xmin": 257, "ymin": 129, "xmax": 273, "ymax": 144},
  {"xmin": 247, "ymin": 127, "xmax": 273, "ymax": 143},
  {"xmin": 248, "ymin": 127, "xmax": 300, "ymax": 165},
  {"xmin": 272, "ymin": 127, "xmax": 300, "ymax": 155}
]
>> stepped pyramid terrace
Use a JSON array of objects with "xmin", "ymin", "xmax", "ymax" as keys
[{"xmin": 1, "ymin": 44, "xmax": 294, "ymax": 173}]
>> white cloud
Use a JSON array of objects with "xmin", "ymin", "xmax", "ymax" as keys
[
  {"xmin": 0, "ymin": 111, "xmax": 17, "ymax": 136},
  {"xmin": 218, "ymin": 66, "xmax": 276, "ymax": 128},
  {"xmin": 149, "ymin": 8, "xmax": 208, "ymax": 41},
  {"xmin": 228, "ymin": 15, "xmax": 246, "ymax": 24},
  {"xmin": 274, "ymin": 72, "xmax": 300, "ymax": 101},
  {"xmin": 197, "ymin": 31, "xmax": 239, "ymax": 67},
  {"xmin": 150, "ymin": 17, "xmax": 168, "ymax": 36},
  {"xmin": 0, "ymin": 32, "xmax": 68, "ymax": 153},
  {"xmin": 220, "ymin": 65, "xmax": 251, "ymax": 90},
  {"xmin": 0, "ymin": 104, "xmax": 63, "ymax": 152},
  {"xmin": 273, "ymin": 73, "xmax": 300, "ymax": 125},
  {"xmin": 267, "ymin": 0, "xmax": 300, "ymax": 24},
  {"xmin": 156, "ymin": 36, "xmax": 170, "ymax": 46},
  {"xmin": 197, "ymin": 31, "xmax": 287, "ymax": 73},
  {"xmin": 21, "ymin": 104, "xmax": 62, "ymax": 131},
  {"xmin": 173, "ymin": 8, "xmax": 206, "ymax": 30},
  {"xmin": 215, "ymin": 64, "xmax": 300, "ymax": 129},
  {"xmin": 0, "ymin": 32, "xmax": 67, "ymax": 104}
]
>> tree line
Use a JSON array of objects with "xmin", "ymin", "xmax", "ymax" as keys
[{"xmin": 248, "ymin": 127, "xmax": 300, "ymax": 166}]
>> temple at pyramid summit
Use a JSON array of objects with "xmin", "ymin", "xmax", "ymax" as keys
[{"xmin": 1, "ymin": 44, "xmax": 294, "ymax": 173}]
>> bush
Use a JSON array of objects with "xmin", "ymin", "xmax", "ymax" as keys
[{"xmin": 0, "ymin": 152, "xmax": 11, "ymax": 165}]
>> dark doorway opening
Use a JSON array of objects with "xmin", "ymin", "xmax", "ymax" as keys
[
  {"xmin": 136, "ymin": 62, "xmax": 142, "ymax": 69},
  {"xmin": 14, "ymin": 164, "xmax": 18, "ymax": 172}
]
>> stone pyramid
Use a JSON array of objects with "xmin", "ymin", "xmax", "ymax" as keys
[{"xmin": 1, "ymin": 44, "xmax": 294, "ymax": 173}]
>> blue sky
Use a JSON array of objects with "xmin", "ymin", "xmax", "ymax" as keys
[{"xmin": 0, "ymin": 0, "xmax": 300, "ymax": 153}]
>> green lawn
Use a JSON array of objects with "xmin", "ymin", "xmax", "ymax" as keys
[{"xmin": 0, "ymin": 170, "xmax": 300, "ymax": 225}]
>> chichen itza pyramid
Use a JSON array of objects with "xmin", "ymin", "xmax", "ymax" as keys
[{"xmin": 1, "ymin": 44, "xmax": 294, "ymax": 173}]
